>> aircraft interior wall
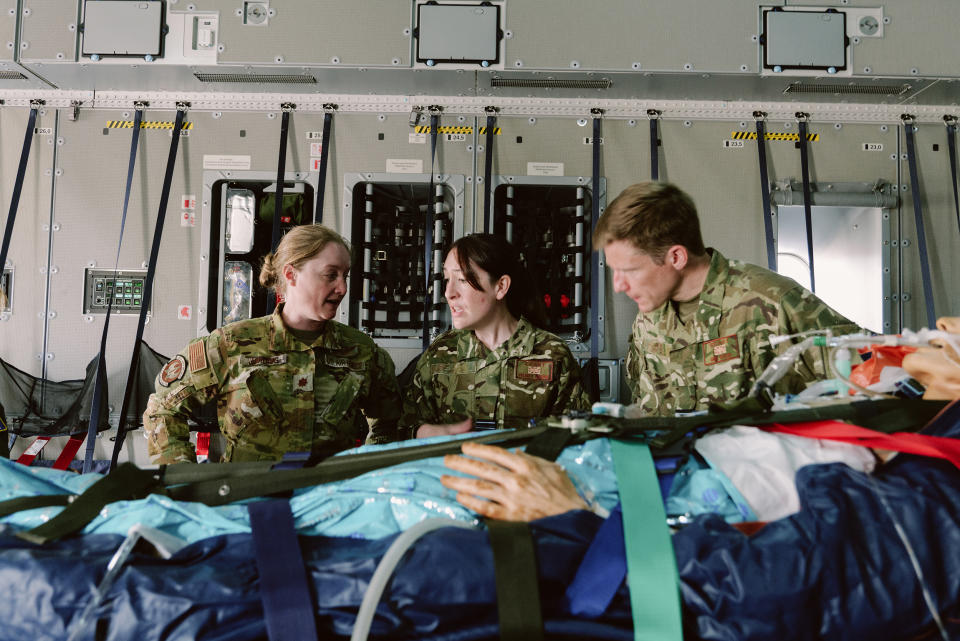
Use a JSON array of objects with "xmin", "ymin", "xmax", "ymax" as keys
[{"xmin": 0, "ymin": 0, "xmax": 958, "ymax": 465}]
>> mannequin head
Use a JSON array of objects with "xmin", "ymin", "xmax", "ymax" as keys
[{"xmin": 902, "ymin": 317, "xmax": 960, "ymax": 400}]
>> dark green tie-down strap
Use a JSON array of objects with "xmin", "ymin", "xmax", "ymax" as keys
[{"xmin": 487, "ymin": 519, "xmax": 544, "ymax": 641}]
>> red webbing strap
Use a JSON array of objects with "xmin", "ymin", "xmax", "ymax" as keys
[
  {"xmin": 764, "ymin": 420, "xmax": 960, "ymax": 471},
  {"xmin": 16, "ymin": 436, "xmax": 51, "ymax": 466},
  {"xmin": 52, "ymin": 435, "xmax": 85, "ymax": 470},
  {"xmin": 196, "ymin": 432, "xmax": 211, "ymax": 463}
]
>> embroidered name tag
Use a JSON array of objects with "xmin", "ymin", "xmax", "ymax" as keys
[
  {"xmin": 702, "ymin": 334, "xmax": 740, "ymax": 366},
  {"xmin": 515, "ymin": 359, "xmax": 555, "ymax": 382},
  {"xmin": 241, "ymin": 355, "xmax": 288, "ymax": 367},
  {"xmin": 158, "ymin": 355, "xmax": 187, "ymax": 387},
  {"xmin": 324, "ymin": 354, "xmax": 360, "ymax": 369}
]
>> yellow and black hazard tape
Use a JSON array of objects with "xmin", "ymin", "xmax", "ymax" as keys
[
  {"xmin": 106, "ymin": 120, "xmax": 195, "ymax": 130},
  {"xmin": 414, "ymin": 125, "xmax": 502, "ymax": 135},
  {"xmin": 730, "ymin": 131, "xmax": 819, "ymax": 142}
]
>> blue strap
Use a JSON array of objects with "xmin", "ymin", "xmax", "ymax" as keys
[
  {"xmin": 0, "ymin": 107, "xmax": 38, "ymax": 286},
  {"xmin": 946, "ymin": 122, "xmax": 960, "ymax": 237},
  {"xmin": 267, "ymin": 108, "xmax": 291, "ymax": 315},
  {"xmin": 565, "ymin": 503, "xmax": 626, "ymax": 617},
  {"xmin": 797, "ymin": 118, "xmax": 816, "ymax": 292},
  {"xmin": 755, "ymin": 118, "xmax": 777, "ymax": 270},
  {"xmin": 649, "ymin": 117, "xmax": 659, "ymax": 181},
  {"xmin": 588, "ymin": 114, "xmax": 602, "ymax": 403},
  {"xmin": 106, "ymin": 109, "xmax": 186, "ymax": 472},
  {"xmin": 903, "ymin": 119, "xmax": 937, "ymax": 327},
  {"xmin": 313, "ymin": 111, "xmax": 333, "ymax": 224},
  {"xmin": 422, "ymin": 112, "xmax": 439, "ymax": 351},
  {"xmin": 483, "ymin": 113, "xmax": 497, "ymax": 233},
  {"xmin": 248, "ymin": 499, "xmax": 319, "ymax": 641}
]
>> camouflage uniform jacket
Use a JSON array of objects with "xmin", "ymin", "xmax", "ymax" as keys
[
  {"xmin": 626, "ymin": 249, "xmax": 859, "ymax": 416},
  {"xmin": 399, "ymin": 317, "xmax": 589, "ymax": 438},
  {"xmin": 144, "ymin": 305, "xmax": 401, "ymax": 464}
]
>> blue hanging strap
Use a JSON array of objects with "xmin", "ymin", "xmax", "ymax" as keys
[
  {"xmin": 0, "ymin": 104, "xmax": 39, "ymax": 287},
  {"xmin": 902, "ymin": 114, "xmax": 937, "ymax": 327},
  {"xmin": 755, "ymin": 112, "xmax": 777, "ymax": 271},
  {"xmin": 483, "ymin": 108, "xmax": 498, "ymax": 233},
  {"xmin": 587, "ymin": 109, "xmax": 603, "ymax": 403},
  {"xmin": 422, "ymin": 109, "xmax": 440, "ymax": 351},
  {"xmin": 106, "ymin": 106, "xmax": 187, "ymax": 472},
  {"xmin": 945, "ymin": 116, "xmax": 960, "ymax": 237},
  {"xmin": 248, "ymin": 499, "xmax": 319, "ymax": 641},
  {"xmin": 267, "ymin": 104, "xmax": 293, "ymax": 315},
  {"xmin": 796, "ymin": 113, "xmax": 816, "ymax": 292},
  {"xmin": 648, "ymin": 110, "xmax": 660, "ymax": 181},
  {"xmin": 567, "ymin": 439, "xmax": 683, "ymax": 640},
  {"xmin": 313, "ymin": 105, "xmax": 335, "ymax": 224}
]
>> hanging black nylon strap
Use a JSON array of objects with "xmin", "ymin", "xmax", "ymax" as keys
[
  {"xmin": 312, "ymin": 109, "xmax": 333, "ymax": 224},
  {"xmin": 422, "ymin": 111, "xmax": 440, "ymax": 351},
  {"xmin": 483, "ymin": 113, "xmax": 497, "ymax": 233},
  {"xmin": 649, "ymin": 114, "xmax": 660, "ymax": 181},
  {"xmin": 106, "ymin": 108, "xmax": 186, "ymax": 472},
  {"xmin": 0, "ymin": 106, "xmax": 39, "ymax": 282},
  {"xmin": 903, "ymin": 117, "xmax": 937, "ymax": 327},
  {"xmin": 755, "ymin": 116, "xmax": 777, "ymax": 270},
  {"xmin": 86, "ymin": 107, "xmax": 142, "ymax": 471},
  {"xmin": 267, "ymin": 107, "xmax": 292, "ymax": 315},
  {"xmin": 946, "ymin": 119, "xmax": 960, "ymax": 236},
  {"xmin": 487, "ymin": 519, "xmax": 544, "ymax": 641},
  {"xmin": 797, "ymin": 117, "xmax": 816, "ymax": 292},
  {"xmin": 585, "ymin": 113, "xmax": 603, "ymax": 403}
]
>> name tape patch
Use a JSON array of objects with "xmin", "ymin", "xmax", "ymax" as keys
[
  {"xmin": 702, "ymin": 334, "xmax": 740, "ymax": 366},
  {"xmin": 515, "ymin": 359, "xmax": 555, "ymax": 382}
]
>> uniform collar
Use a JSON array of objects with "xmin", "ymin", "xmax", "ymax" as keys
[
  {"xmin": 268, "ymin": 303, "xmax": 341, "ymax": 351},
  {"xmin": 456, "ymin": 316, "xmax": 535, "ymax": 361},
  {"xmin": 648, "ymin": 248, "xmax": 727, "ymax": 345}
]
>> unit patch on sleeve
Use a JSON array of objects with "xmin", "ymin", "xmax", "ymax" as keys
[
  {"xmin": 188, "ymin": 340, "xmax": 208, "ymax": 372},
  {"xmin": 702, "ymin": 334, "xmax": 740, "ymax": 366},
  {"xmin": 514, "ymin": 359, "xmax": 555, "ymax": 382},
  {"xmin": 158, "ymin": 355, "xmax": 187, "ymax": 387}
]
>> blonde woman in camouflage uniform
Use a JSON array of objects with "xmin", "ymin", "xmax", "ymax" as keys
[
  {"xmin": 597, "ymin": 182, "xmax": 859, "ymax": 416},
  {"xmin": 143, "ymin": 225, "xmax": 401, "ymax": 464},
  {"xmin": 400, "ymin": 234, "xmax": 589, "ymax": 439}
]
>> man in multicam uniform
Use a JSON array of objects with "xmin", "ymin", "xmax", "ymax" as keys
[
  {"xmin": 598, "ymin": 182, "xmax": 858, "ymax": 416},
  {"xmin": 144, "ymin": 225, "xmax": 401, "ymax": 464},
  {"xmin": 399, "ymin": 234, "xmax": 589, "ymax": 439}
]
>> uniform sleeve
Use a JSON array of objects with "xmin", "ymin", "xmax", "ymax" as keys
[
  {"xmin": 397, "ymin": 349, "xmax": 446, "ymax": 440},
  {"xmin": 549, "ymin": 346, "xmax": 591, "ymax": 413},
  {"xmin": 143, "ymin": 334, "xmax": 224, "ymax": 464},
  {"xmin": 778, "ymin": 286, "xmax": 863, "ymax": 389},
  {"xmin": 362, "ymin": 345, "xmax": 403, "ymax": 444}
]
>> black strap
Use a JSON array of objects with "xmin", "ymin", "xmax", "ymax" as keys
[
  {"xmin": 523, "ymin": 428, "xmax": 575, "ymax": 462},
  {"xmin": 313, "ymin": 110, "xmax": 333, "ymax": 224},
  {"xmin": 585, "ymin": 113, "xmax": 602, "ymax": 403},
  {"xmin": 422, "ymin": 112, "xmax": 440, "ymax": 351},
  {"xmin": 483, "ymin": 113, "xmax": 497, "ymax": 233},
  {"xmin": 248, "ymin": 500, "xmax": 319, "ymax": 641},
  {"xmin": 486, "ymin": 520, "xmax": 544, "ymax": 641},
  {"xmin": 947, "ymin": 121, "xmax": 960, "ymax": 237},
  {"xmin": 0, "ymin": 494, "xmax": 71, "ymax": 518},
  {"xmin": 16, "ymin": 463, "xmax": 164, "ymax": 544},
  {"xmin": 0, "ymin": 106, "xmax": 38, "ymax": 289},
  {"xmin": 649, "ymin": 116, "xmax": 660, "ymax": 181},
  {"xmin": 108, "ymin": 108, "xmax": 186, "ymax": 472},
  {"xmin": 903, "ymin": 117, "xmax": 937, "ymax": 327},
  {"xmin": 267, "ymin": 108, "xmax": 291, "ymax": 315},
  {"xmin": 796, "ymin": 118, "xmax": 817, "ymax": 292},
  {"xmin": 755, "ymin": 117, "xmax": 777, "ymax": 270}
]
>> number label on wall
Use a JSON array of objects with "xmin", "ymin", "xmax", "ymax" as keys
[
  {"xmin": 445, "ymin": 133, "xmax": 467, "ymax": 142},
  {"xmin": 862, "ymin": 142, "xmax": 884, "ymax": 151},
  {"xmin": 723, "ymin": 139, "xmax": 745, "ymax": 149},
  {"xmin": 34, "ymin": 127, "xmax": 53, "ymax": 136}
]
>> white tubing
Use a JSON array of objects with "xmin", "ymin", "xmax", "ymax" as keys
[{"xmin": 350, "ymin": 518, "xmax": 479, "ymax": 641}]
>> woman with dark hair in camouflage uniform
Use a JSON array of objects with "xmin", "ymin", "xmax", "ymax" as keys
[
  {"xmin": 143, "ymin": 224, "xmax": 401, "ymax": 464},
  {"xmin": 399, "ymin": 233, "xmax": 589, "ymax": 439}
]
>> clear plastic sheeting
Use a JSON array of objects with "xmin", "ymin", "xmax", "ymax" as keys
[
  {"xmin": 222, "ymin": 261, "xmax": 253, "ymax": 324},
  {"xmin": 225, "ymin": 189, "xmax": 255, "ymax": 253}
]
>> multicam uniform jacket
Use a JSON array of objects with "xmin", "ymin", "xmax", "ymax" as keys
[
  {"xmin": 399, "ymin": 317, "xmax": 589, "ymax": 438},
  {"xmin": 144, "ymin": 305, "xmax": 401, "ymax": 464},
  {"xmin": 626, "ymin": 249, "xmax": 859, "ymax": 416}
]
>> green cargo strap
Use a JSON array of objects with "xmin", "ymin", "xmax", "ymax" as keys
[
  {"xmin": 0, "ymin": 494, "xmax": 72, "ymax": 518},
  {"xmin": 610, "ymin": 439, "xmax": 683, "ymax": 641},
  {"xmin": 487, "ymin": 519, "xmax": 544, "ymax": 641},
  {"xmin": 16, "ymin": 463, "xmax": 165, "ymax": 544}
]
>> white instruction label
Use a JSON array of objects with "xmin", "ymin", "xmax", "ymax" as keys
[
  {"xmin": 408, "ymin": 133, "xmax": 427, "ymax": 144},
  {"xmin": 862, "ymin": 142, "xmax": 884, "ymax": 151},
  {"xmin": 310, "ymin": 142, "xmax": 324, "ymax": 156},
  {"xmin": 527, "ymin": 162, "xmax": 564, "ymax": 176},
  {"xmin": 180, "ymin": 211, "xmax": 196, "ymax": 227},
  {"xmin": 203, "ymin": 154, "xmax": 251, "ymax": 170},
  {"xmin": 723, "ymin": 140, "xmax": 745, "ymax": 149},
  {"xmin": 386, "ymin": 158, "xmax": 424, "ymax": 173}
]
